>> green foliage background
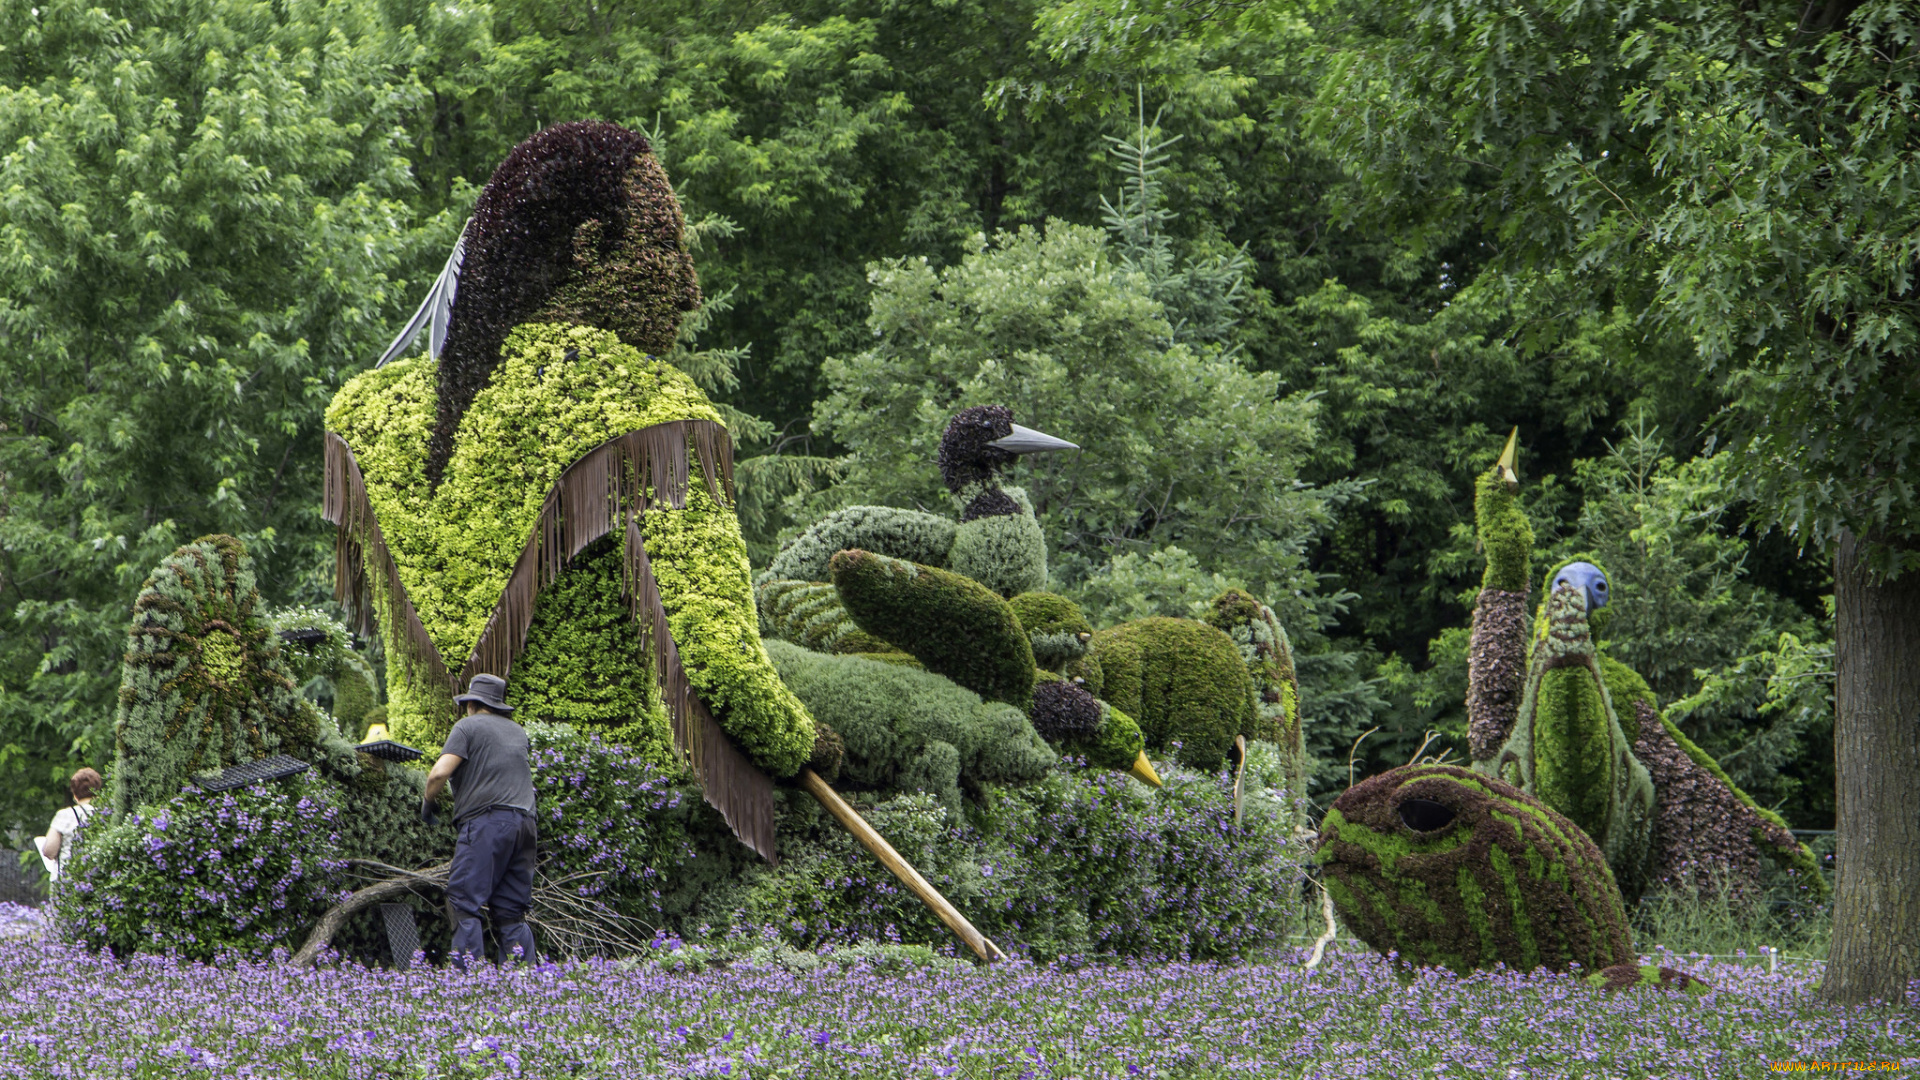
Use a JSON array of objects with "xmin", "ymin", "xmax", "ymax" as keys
[{"xmin": 1, "ymin": 0, "xmax": 1847, "ymax": 838}]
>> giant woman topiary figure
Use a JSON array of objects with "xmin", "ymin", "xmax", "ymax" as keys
[{"xmin": 325, "ymin": 122, "xmax": 814, "ymax": 860}]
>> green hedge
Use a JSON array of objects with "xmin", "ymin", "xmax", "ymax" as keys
[{"xmin": 764, "ymin": 640, "xmax": 1055, "ymax": 811}]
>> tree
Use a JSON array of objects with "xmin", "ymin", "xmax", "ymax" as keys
[
  {"xmin": 1302, "ymin": 0, "xmax": 1918, "ymax": 1002},
  {"xmin": 0, "ymin": 0, "xmax": 470, "ymax": 828}
]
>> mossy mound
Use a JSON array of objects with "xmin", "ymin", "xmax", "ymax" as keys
[
  {"xmin": 830, "ymin": 549, "xmax": 1036, "ymax": 711},
  {"xmin": 1314, "ymin": 763, "xmax": 1635, "ymax": 976},
  {"xmin": 764, "ymin": 640, "xmax": 1056, "ymax": 811},
  {"xmin": 1092, "ymin": 617, "xmax": 1255, "ymax": 770}
]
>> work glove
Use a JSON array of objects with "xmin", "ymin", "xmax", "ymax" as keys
[{"xmin": 419, "ymin": 799, "xmax": 441, "ymax": 827}]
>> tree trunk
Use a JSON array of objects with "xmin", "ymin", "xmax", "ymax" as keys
[{"xmin": 1818, "ymin": 532, "xmax": 1920, "ymax": 1006}]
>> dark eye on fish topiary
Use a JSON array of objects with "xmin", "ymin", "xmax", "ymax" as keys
[{"xmin": 1397, "ymin": 798, "xmax": 1457, "ymax": 832}]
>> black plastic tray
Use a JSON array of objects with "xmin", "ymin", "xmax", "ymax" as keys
[
  {"xmin": 196, "ymin": 754, "xmax": 311, "ymax": 793},
  {"xmin": 354, "ymin": 739, "xmax": 424, "ymax": 763}
]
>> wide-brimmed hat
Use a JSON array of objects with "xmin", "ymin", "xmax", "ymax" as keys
[{"xmin": 453, "ymin": 673, "xmax": 514, "ymax": 714}]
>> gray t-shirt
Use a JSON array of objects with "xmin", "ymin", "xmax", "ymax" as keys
[{"xmin": 442, "ymin": 710, "xmax": 535, "ymax": 824}]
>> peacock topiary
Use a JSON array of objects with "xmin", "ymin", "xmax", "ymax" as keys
[
  {"xmin": 1314, "ymin": 763, "xmax": 1636, "ymax": 976},
  {"xmin": 1465, "ymin": 432, "xmax": 1823, "ymax": 902}
]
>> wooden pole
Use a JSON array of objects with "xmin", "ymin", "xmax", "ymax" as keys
[{"xmin": 798, "ymin": 767, "xmax": 1005, "ymax": 963}]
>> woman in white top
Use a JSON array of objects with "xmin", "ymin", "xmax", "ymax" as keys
[{"xmin": 36, "ymin": 767, "xmax": 103, "ymax": 882}]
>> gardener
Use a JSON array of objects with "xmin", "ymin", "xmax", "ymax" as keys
[{"xmin": 423, "ymin": 672, "xmax": 539, "ymax": 968}]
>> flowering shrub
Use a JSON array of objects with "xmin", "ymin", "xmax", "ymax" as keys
[
  {"xmin": 527, "ymin": 722, "xmax": 749, "ymax": 930},
  {"xmin": 50, "ymin": 779, "xmax": 346, "ymax": 961},
  {"xmin": 696, "ymin": 754, "xmax": 1307, "ymax": 961}
]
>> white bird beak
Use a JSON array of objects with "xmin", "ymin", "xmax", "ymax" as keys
[{"xmin": 989, "ymin": 424, "xmax": 1078, "ymax": 454}]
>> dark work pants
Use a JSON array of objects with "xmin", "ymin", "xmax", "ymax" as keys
[{"xmin": 447, "ymin": 806, "xmax": 538, "ymax": 967}]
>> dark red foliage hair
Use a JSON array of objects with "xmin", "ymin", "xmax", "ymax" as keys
[{"xmin": 426, "ymin": 121, "xmax": 701, "ymax": 485}]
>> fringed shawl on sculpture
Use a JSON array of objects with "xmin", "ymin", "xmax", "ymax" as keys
[{"xmin": 322, "ymin": 420, "xmax": 776, "ymax": 863}]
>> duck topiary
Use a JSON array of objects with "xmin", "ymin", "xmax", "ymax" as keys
[
  {"xmin": 1314, "ymin": 763, "xmax": 1636, "ymax": 975},
  {"xmin": 1093, "ymin": 616, "xmax": 1258, "ymax": 771}
]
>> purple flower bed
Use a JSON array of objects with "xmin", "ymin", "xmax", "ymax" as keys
[{"xmin": 0, "ymin": 940, "xmax": 1911, "ymax": 1078}]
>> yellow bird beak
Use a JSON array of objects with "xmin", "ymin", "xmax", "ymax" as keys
[
  {"xmin": 1497, "ymin": 426, "xmax": 1519, "ymax": 485},
  {"xmin": 1127, "ymin": 751, "xmax": 1163, "ymax": 788}
]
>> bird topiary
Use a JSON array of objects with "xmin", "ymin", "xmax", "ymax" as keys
[
  {"xmin": 1484, "ymin": 571, "xmax": 1657, "ymax": 900},
  {"xmin": 829, "ymin": 549, "xmax": 1037, "ymax": 711},
  {"xmin": 754, "ymin": 406, "xmax": 1075, "ymax": 641},
  {"xmin": 1314, "ymin": 763, "xmax": 1636, "ymax": 975},
  {"xmin": 764, "ymin": 640, "xmax": 1056, "ymax": 812},
  {"xmin": 1092, "ymin": 617, "xmax": 1256, "ymax": 771},
  {"xmin": 1464, "ymin": 434, "xmax": 1820, "ymax": 901},
  {"xmin": 1008, "ymin": 591, "xmax": 1096, "ymax": 674}
]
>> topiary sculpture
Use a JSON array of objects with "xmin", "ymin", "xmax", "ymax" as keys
[
  {"xmin": 754, "ymin": 405, "xmax": 1076, "ymax": 646},
  {"xmin": 1314, "ymin": 763, "xmax": 1636, "ymax": 975},
  {"xmin": 110, "ymin": 535, "xmax": 448, "ymax": 870},
  {"xmin": 326, "ymin": 121, "xmax": 816, "ymax": 860},
  {"xmin": 829, "ymin": 549, "xmax": 1037, "ymax": 710},
  {"xmin": 1093, "ymin": 616, "xmax": 1258, "ymax": 771},
  {"xmin": 1008, "ymin": 591, "xmax": 1096, "ymax": 678},
  {"xmin": 764, "ymin": 640, "xmax": 1057, "ymax": 812},
  {"xmin": 1204, "ymin": 589, "xmax": 1307, "ymax": 823},
  {"xmin": 267, "ymin": 607, "xmax": 383, "ymax": 740},
  {"xmin": 1465, "ymin": 433, "xmax": 1822, "ymax": 902},
  {"xmin": 1483, "ymin": 566, "xmax": 1657, "ymax": 899}
]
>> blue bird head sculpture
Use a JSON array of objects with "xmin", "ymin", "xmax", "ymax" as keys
[{"xmin": 1552, "ymin": 561, "xmax": 1610, "ymax": 614}]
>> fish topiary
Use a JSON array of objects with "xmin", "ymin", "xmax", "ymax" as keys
[
  {"xmin": 764, "ymin": 640, "xmax": 1056, "ymax": 811},
  {"xmin": 1092, "ymin": 617, "xmax": 1256, "ymax": 771},
  {"xmin": 1314, "ymin": 763, "xmax": 1636, "ymax": 975},
  {"xmin": 829, "ymin": 549, "xmax": 1036, "ymax": 711}
]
